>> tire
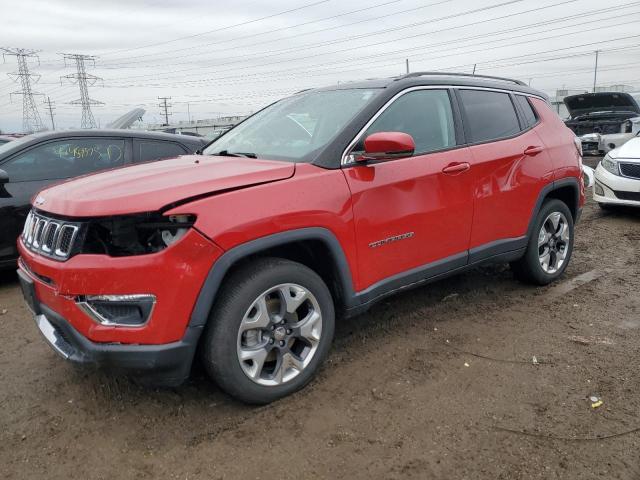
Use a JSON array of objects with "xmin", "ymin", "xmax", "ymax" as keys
[
  {"xmin": 201, "ymin": 257, "xmax": 335, "ymax": 404},
  {"xmin": 511, "ymin": 199, "xmax": 574, "ymax": 286}
]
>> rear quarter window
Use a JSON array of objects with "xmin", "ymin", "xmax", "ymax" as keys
[
  {"xmin": 137, "ymin": 141, "xmax": 187, "ymax": 163},
  {"xmin": 459, "ymin": 90, "xmax": 521, "ymax": 143},
  {"xmin": 514, "ymin": 95, "xmax": 538, "ymax": 128}
]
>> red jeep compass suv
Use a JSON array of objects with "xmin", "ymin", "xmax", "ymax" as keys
[{"xmin": 17, "ymin": 73, "xmax": 584, "ymax": 404}]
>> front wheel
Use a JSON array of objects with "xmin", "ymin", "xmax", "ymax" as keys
[
  {"xmin": 201, "ymin": 258, "xmax": 335, "ymax": 404},
  {"xmin": 511, "ymin": 199, "xmax": 574, "ymax": 285}
]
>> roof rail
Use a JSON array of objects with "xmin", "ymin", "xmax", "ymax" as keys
[{"xmin": 395, "ymin": 71, "xmax": 527, "ymax": 86}]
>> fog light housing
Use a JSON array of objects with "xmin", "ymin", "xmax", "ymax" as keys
[
  {"xmin": 77, "ymin": 294, "xmax": 156, "ymax": 326},
  {"xmin": 595, "ymin": 182, "xmax": 604, "ymax": 196}
]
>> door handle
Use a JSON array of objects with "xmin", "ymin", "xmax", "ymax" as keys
[
  {"xmin": 442, "ymin": 162, "xmax": 470, "ymax": 175},
  {"xmin": 524, "ymin": 146, "xmax": 544, "ymax": 156}
]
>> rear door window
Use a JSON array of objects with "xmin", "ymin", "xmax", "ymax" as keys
[
  {"xmin": 459, "ymin": 90, "xmax": 521, "ymax": 143},
  {"xmin": 3, "ymin": 138, "xmax": 125, "ymax": 182},
  {"xmin": 136, "ymin": 141, "xmax": 187, "ymax": 163}
]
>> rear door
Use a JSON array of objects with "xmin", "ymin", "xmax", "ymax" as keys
[
  {"xmin": 343, "ymin": 88, "xmax": 475, "ymax": 291},
  {"xmin": 0, "ymin": 137, "xmax": 127, "ymax": 264},
  {"xmin": 133, "ymin": 139, "xmax": 188, "ymax": 163},
  {"xmin": 458, "ymin": 89, "xmax": 554, "ymax": 257}
]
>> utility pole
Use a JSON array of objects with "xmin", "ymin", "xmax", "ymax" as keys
[
  {"xmin": 472, "ymin": 64, "xmax": 477, "ymax": 75},
  {"xmin": 2, "ymin": 47, "xmax": 46, "ymax": 133},
  {"xmin": 187, "ymin": 102, "xmax": 191, "ymax": 124},
  {"xmin": 405, "ymin": 58, "xmax": 410, "ymax": 74},
  {"xmin": 61, "ymin": 53, "xmax": 103, "ymax": 129},
  {"xmin": 592, "ymin": 50, "xmax": 599, "ymax": 93},
  {"xmin": 43, "ymin": 96, "xmax": 55, "ymax": 130},
  {"xmin": 158, "ymin": 96, "xmax": 172, "ymax": 126}
]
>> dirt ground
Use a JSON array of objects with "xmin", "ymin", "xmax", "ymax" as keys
[{"xmin": 1, "ymin": 157, "xmax": 639, "ymax": 480}]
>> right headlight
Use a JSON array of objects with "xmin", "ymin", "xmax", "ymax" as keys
[
  {"xmin": 82, "ymin": 212, "xmax": 196, "ymax": 257},
  {"xmin": 601, "ymin": 153, "xmax": 619, "ymax": 176}
]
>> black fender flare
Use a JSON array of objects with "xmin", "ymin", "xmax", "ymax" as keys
[
  {"xmin": 188, "ymin": 227, "xmax": 356, "ymax": 329},
  {"xmin": 525, "ymin": 177, "xmax": 581, "ymax": 241}
]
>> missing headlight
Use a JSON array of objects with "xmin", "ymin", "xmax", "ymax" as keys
[{"xmin": 82, "ymin": 212, "xmax": 196, "ymax": 256}]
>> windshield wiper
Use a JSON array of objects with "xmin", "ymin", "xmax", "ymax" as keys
[{"xmin": 213, "ymin": 150, "xmax": 257, "ymax": 158}]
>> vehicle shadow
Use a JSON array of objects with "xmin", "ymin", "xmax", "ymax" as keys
[
  {"xmin": 598, "ymin": 205, "xmax": 640, "ymax": 221},
  {"xmin": 0, "ymin": 268, "xmax": 18, "ymax": 287}
]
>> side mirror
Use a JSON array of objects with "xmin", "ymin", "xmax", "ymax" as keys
[
  {"xmin": 0, "ymin": 169, "xmax": 10, "ymax": 198},
  {"xmin": 357, "ymin": 132, "xmax": 415, "ymax": 162}
]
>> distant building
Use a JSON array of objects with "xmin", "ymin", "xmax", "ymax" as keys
[
  {"xmin": 550, "ymin": 89, "xmax": 587, "ymax": 118},
  {"xmin": 594, "ymin": 84, "xmax": 635, "ymax": 93},
  {"xmin": 146, "ymin": 115, "xmax": 248, "ymax": 138}
]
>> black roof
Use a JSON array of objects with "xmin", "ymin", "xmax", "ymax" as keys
[{"xmin": 313, "ymin": 72, "xmax": 548, "ymax": 100}]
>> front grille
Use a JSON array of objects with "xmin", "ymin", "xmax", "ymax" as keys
[
  {"xmin": 614, "ymin": 190, "xmax": 640, "ymax": 201},
  {"xmin": 21, "ymin": 211, "xmax": 81, "ymax": 261},
  {"xmin": 619, "ymin": 162, "xmax": 640, "ymax": 180}
]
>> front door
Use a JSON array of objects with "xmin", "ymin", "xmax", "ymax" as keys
[{"xmin": 342, "ymin": 88, "xmax": 475, "ymax": 292}]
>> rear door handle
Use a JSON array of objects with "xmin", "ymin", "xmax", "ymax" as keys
[
  {"xmin": 524, "ymin": 146, "xmax": 544, "ymax": 156},
  {"xmin": 442, "ymin": 162, "xmax": 470, "ymax": 175}
]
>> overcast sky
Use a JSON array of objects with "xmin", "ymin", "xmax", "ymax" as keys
[{"xmin": 1, "ymin": 0, "xmax": 639, "ymax": 132}]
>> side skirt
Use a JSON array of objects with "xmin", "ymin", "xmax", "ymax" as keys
[{"xmin": 345, "ymin": 241, "xmax": 526, "ymax": 318}]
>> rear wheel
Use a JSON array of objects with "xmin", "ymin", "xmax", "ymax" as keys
[
  {"xmin": 201, "ymin": 258, "xmax": 335, "ymax": 404},
  {"xmin": 511, "ymin": 199, "xmax": 574, "ymax": 285}
]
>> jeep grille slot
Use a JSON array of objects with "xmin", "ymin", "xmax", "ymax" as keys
[{"xmin": 21, "ymin": 211, "xmax": 81, "ymax": 261}]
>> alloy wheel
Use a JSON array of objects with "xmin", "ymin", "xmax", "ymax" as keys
[
  {"xmin": 537, "ymin": 211, "xmax": 570, "ymax": 274},
  {"xmin": 236, "ymin": 283, "xmax": 322, "ymax": 386}
]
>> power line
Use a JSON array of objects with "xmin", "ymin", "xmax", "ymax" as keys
[
  {"xmin": 60, "ymin": 53, "xmax": 103, "ymax": 129},
  {"xmin": 98, "ymin": 0, "xmax": 438, "ymax": 66},
  {"xmin": 1, "ymin": 47, "xmax": 46, "ymax": 133},
  {"xmin": 103, "ymin": 0, "xmax": 526, "ymax": 80},
  {"xmin": 100, "ymin": 1, "xmax": 638, "ymax": 87},
  {"xmin": 104, "ymin": 21, "xmax": 640, "ymax": 89},
  {"xmin": 101, "ymin": 0, "xmax": 331, "ymax": 57}
]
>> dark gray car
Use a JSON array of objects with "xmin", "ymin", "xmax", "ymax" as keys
[{"xmin": 0, "ymin": 129, "xmax": 205, "ymax": 268}]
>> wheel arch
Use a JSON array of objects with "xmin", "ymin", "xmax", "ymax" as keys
[
  {"xmin": 189, "ymin": 228, "xmax": 356, "ymax": 329},
  {"xmin": 526, "ymin": 177, "xmax": 580, "ymax": 240}
]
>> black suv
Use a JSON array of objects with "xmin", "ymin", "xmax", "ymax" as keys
[{"xmin": 0, "ymin": 129, "xmax": 205, "ymax": 268}]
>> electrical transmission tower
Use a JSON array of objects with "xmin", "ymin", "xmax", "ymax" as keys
[
  {"xmin": 43, "ymin": 96, "xmax": 56, "ymax": 130},
  {"xmin": 61, "ymin": 53, "xmax": 103, "ymax": 129},
  {"xmin": 158, "ymin": 97, "xmax": 172, "ymax": 126},
  {"xmin": 2, "ymin": 47, "xmax": 46, "ymax": 133}
]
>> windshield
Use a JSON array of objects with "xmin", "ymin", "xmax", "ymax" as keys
[{"xmin": 203, "ymin": 88, "xmax": 380, "ymax": 162}]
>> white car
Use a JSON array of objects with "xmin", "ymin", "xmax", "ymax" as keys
[{"xmin": 594, "ymin": 134, "xmax": 640, "ymax": 209}]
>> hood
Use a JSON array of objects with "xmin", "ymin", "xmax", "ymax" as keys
[
  {"xmin": 35, "ymin": 155, "xmax": 295, "ymax": 217},
  {"xmin": 564, "ymin": 92, "xmax": 640, "ymax": 119},
  {"xmin": 611, "ymin": 136, "xmax": 640, "ymax": 160}
]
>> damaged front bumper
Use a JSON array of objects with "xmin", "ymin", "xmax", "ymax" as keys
[{"xmin": 17, "ymin": 228, "xmax": 224, "ymax": 386}]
